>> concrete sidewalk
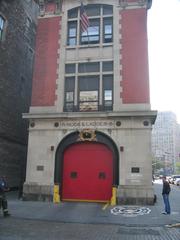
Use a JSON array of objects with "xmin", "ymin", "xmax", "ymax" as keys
[{"xmin": 3, "ymin": 181, "xmax": 180, "ymax": 227}]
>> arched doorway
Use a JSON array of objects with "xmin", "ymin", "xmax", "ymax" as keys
[
  {"xmin": 62, "ymin": 142, "xmax": 113, "ymax": 202},
  {"xmin": 54, "ymin": 130, "xmax": 119, "ymax": 202}
]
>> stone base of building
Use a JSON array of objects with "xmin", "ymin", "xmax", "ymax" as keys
[
  {"xmin": 23, "ymin": 182, "xmax": 53, "ymax": 201},
  {"xmin": 117, "ymin": 185, "xmax": 155, "ymax": 205},
  {"xmin": 23, "ymin": 183, "xmax": 155, "ymax": 205}
]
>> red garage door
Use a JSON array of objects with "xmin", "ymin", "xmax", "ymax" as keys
[{"xmin": 62, "ymin": 142, "xmax": 113, "ymax": 202}]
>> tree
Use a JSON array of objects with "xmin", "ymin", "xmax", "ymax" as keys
[
  {"xmin": 152, "ymin": 158, "xmax": 165, "ymax": 175},
  {"xmin": 175, "ymin": 162, "xmax": 180, "ymax": 174}
]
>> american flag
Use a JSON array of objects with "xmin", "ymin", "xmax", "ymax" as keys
[{"xmin": 80, "ymin": 2, "xmax": 89, "ymax": 33}]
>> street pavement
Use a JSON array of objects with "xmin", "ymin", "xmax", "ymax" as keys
[{"xmin": 0, "ymin": 180, "xmax": 180, "ymax": 239}]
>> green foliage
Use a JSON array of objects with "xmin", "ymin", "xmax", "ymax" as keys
[
  {"xmin": 175, "ymin": 162, "xmax": 180, "ymax": 174},
  {"xmin": 152, "ymin": 158, "xmax": 164, "ymax": 174}
]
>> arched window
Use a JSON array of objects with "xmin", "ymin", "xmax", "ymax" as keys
[
  {"xmin": 0, "ymin": 15, "xmax": 5, "ymax": 41},
  {"xmin": 67, "ymin": 4, "xmax": 113, "ymax": 46}
]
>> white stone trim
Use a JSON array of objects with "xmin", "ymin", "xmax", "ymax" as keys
[
  {"xmin": 38, "ymin": 14, "xmax": 62, "ymax": 19},
  {"xmin": 55, "ymin": 10, "xmax": 67, "ymax": 112},
  {"xmin": 118, "ymin": 0, "xmax": 149, "ymax": 10},
  {"xmin": 24, "ymin": 109, "xmax": 157, "ymax": 120},
  {"xmin": 54, "ymin": 16, "xmax": 62, "ymax": 108}
]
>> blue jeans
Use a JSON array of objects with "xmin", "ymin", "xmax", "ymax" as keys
[{"xmin": 162, "ymin": 194, "xmax": 170, "ymax": 214}]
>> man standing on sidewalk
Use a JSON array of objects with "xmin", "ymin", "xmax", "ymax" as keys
[
  {"xmin": 0, "ymin": 176, "xmax": 11, "ymax": 217},
  {"xmin": 162, "ymin": 176, "xmax": 171, "ymax": 215}
]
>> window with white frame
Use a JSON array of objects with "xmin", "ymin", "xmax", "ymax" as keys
[
  {"xmin": 67, "ymin": 4, "xmax": 113, "ymax": 46},
  {"xmin": 0, "ymin": 15, "xmax": 5, "ymax": 41},
  {"xmin": 64, "ymin": 61, "xmax": 113, "ymax": 112}
]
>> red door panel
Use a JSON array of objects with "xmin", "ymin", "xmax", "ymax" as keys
[{"xmin": 62, "ymin": 142, "xmax": 113, "ymax": 202}]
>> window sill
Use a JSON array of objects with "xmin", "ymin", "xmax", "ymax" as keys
[{"xmin": 66, "ymin": 42, "xmax": 113, "ymax": 50}]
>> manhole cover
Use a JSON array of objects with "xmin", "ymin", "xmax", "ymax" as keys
[{"xmin": 111, "ymin": 206, "xmax": 151, "ymax": 217}]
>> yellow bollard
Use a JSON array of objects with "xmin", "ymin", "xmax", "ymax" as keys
[
  {"xmin": 110, "ymin": 186, "xmax": 117, "ymax": 206},
  {"xmin": 53, "ymin": 184, "xmax": 60, "ymax": 203}
]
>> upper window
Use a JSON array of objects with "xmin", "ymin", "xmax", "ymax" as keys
[
  {"xmin": 0, "ymin": 15, "xmax": 5, "ymax": 41},
  {"xmin": 64, "ymin": 61, "xmax": 113, "ymax": 112},
  {"xmin": 67, "ymin": 4, "xmax": 113, "ymax": 46}
]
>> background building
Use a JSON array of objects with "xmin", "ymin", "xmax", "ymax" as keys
[
  {"xmin": 0, "ymin": 0, "xmax": 38, "ymax": 187},
  {"xmin": 23, "ymin": 0, "xmax": 156, "ymax": 204},
  {"xmin": 152, "ymin": 111, "xmax": 180, "ymax": 175}
]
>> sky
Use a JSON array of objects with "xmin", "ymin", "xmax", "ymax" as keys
[{"xmin": 147, "ymin": 0, "xmax": 180, "ymax": 123}]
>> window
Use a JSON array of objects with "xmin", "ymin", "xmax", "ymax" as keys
[
  {"xmin": 103, "ymin": 75, "xmax": 113, "ymax": 110},
  {"xmin": 103, "ymin": 18, "xmax": 113, "ymax": 43},
  {"xmin": 65, "ymin": 63, "xmax": 75, "ymax": 73},
  {"xmin": 79, "ymin": 76, "xmax": 99, "ymax": 111},
  {"xmin": 78, "ymin": 62, "xmax": 100, "ymax": 73},
  {"xmin": 102, "ymin": 61, "xmax": 113, "ymax": 71},
  {"xmin": 67, "ymin": 21, "xmax": 77, "ymax": 46},
  {"xmin": 67, "ymin": 4, "xmax": 113, "ymax": 46},
  {"xmin": 64, "ymin": 77, "xmax": 75, "ymax": 112},
  {"xmin": 0, "ymin": 15, "xmax": 5, "ymax": 41},
  {"xmin": 80, "ymin": 19, "xmax": 100, "ymax": 45},
  {"xmin": 68, "ymin": 8, "xmax": 78, "ymax": 19},
  {"xmin": 64, "ymin": 61, "xmax": 113, "ymax": 112}
]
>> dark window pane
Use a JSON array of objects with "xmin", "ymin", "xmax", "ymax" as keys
[
  {"xmin": 103, "ymin": 5, "xmax": 113, "ymax": 15},
  {"xmin": 103, "ymin": 74, "xmax": 113, "ymax": 111},
  {"xmin": 103, "ymin": 17, "xmax": 113, "ymax": 43},
  {"xmin": 89, "ymin": 36, "xmax": 99, "ymax": 42},
  {"xmin": 67, "ymin": 21, "xmax": 77, "ymax": 45},
  {"xmin": 65, "ymin": 77, "xmax": 75, "ymax": 91},
  {"xmin": 65, "ymin": 102, "xmax": 74, "ymax": 112},
  {"xmin": 104, "ymin": 100, "xmax": 112, "ymax": 107},
  {"xmin": 65, "ymin": 64, "xmax": 75, "ymax": 73},
  {"xmin": 78, "ymin": 62, "xmax": 100, "ymax": 73},
  {"xmin": 68, "ymin": 22, "xmax": 77, "ymax": 37},
  {"xmin": 68, "ymin": 8, "xmax": 78, "ymax": 18},
  {"xmin": 103, "ymin": 75, "xmax": 113, "ymax": 89},
  {"xmin": 102, "ymin": 61, "xmax": 113, "ymax": 71},
  {"xmin": 81, "ymin": 36, "xmax": 88, "ymax": 43},
  {"xmin": 79, "ymin": 76, "xmax": 99, "ymax": 90},
  {"xmin": 86, "ymin": 4, "xmax": 100, "ymax": 16}
]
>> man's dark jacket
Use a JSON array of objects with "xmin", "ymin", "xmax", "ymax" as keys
[{"xmin": 162, "ymin": 181, "xmax": 171, "ymax": 195}]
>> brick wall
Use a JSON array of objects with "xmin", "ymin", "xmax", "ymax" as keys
[
  {"xmin": 120, "ymin": 8, "xmax": 150, "ymax": 104},
  {"xmin": 31, "ymin": 16, "xmax": 61, "ymax": 106},
  {"xmin": 0, "ymin": 0, "xmax": 38, "ymax": 187}
]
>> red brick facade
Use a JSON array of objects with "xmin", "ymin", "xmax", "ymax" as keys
[
  {"xmin": 31, "ymin": 16, "xmax": 61, "ymax": 106},
  {"xmin": 31, "ymin": 2, "xmax": 150, "ymax": 107},
  {"xmin": 120, "ymin": 8, "xmax": 150, "ymax": 104}
]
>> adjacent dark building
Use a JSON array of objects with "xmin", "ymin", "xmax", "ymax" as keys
[{"xmin": 0, "ymin": 0, "xmax": 38, "ymax": 187}]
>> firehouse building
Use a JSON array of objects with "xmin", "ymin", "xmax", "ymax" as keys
[{"xmin": 23, "ymin": 0, "xmax": 156, "ymax": 204}]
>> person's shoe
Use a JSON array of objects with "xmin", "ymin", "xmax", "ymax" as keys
[
  {"xmin": 4, "ymin": 212, "xmax": 11, "ymax": 217},
  {"xmin": 161, "ymin": 212, "xmax": 167, "ymax": 215}
]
